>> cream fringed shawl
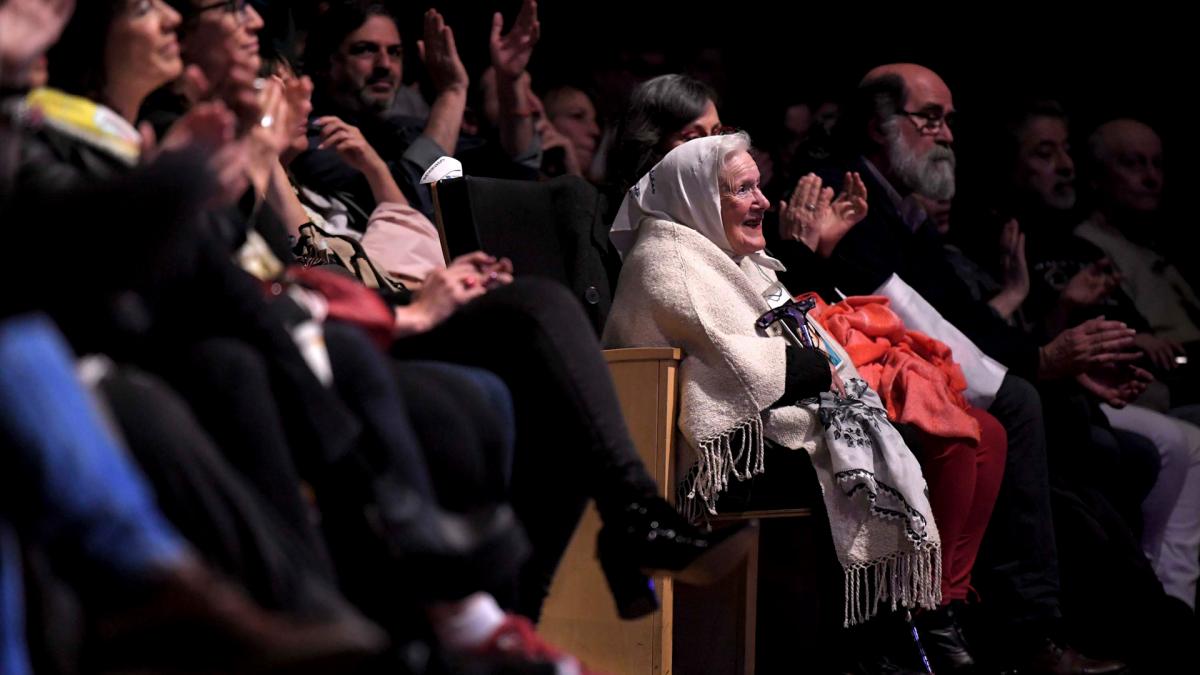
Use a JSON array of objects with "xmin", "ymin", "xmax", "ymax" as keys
[{"xmin": 603, "ymin": 218, "xmax": 941, "ymax": 624}]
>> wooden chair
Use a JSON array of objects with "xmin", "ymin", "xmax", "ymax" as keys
[{"xmin": 538, "ymin": 348, "xmax": 769, "ymax": 675}]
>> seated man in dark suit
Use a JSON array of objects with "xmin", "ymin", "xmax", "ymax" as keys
[{"xmin": 768, "ymin": 63, "xmax": 1136, "ymax": 675}]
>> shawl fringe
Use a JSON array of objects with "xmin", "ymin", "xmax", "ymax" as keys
[
  {"xmin": 680, "ymin": 414, "xmax": 765, "ymax": 518},
  {"xmin": 842, "ymin": 542, "xmax": 942, "ymax": 627}
]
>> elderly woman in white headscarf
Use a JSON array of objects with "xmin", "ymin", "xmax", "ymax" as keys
[{"xmin": 603, "ymin": 132, "xmax": 941, "ymax": 626}]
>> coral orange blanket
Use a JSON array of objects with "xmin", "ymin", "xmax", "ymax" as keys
[{"xmin": 806, "ymin": 293, "xmax": 981, "ymax": 444}]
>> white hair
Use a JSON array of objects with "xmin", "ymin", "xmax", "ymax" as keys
[
  {"xmin": 717, "ymin": 131, "xmax": 752, "ymax": 170},
  {"xmin": 716, "ymin": 131, "xmax": 752, "ymax": 192}
]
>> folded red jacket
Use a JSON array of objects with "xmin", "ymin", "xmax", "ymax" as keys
[{"xmin": 806, "ymin": 293, "xmax": 980, "ymax": 444}]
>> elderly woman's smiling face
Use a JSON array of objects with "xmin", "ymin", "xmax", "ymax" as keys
[{"xmin": 719, "ymin": 149, "xmax": 769, "ymax": 256}]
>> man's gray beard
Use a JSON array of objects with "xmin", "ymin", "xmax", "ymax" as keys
[{"xmin": 883, "ymin": 118, "xmax": 956, "ymax": 200}]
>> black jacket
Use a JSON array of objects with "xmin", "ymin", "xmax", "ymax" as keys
[{"xmin": 15, "ymin": 124, "xmax": 361, "ymax": 468}]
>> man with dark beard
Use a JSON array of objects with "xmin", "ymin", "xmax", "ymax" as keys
[
  {"xmin": 292, "ymin": 1, "xmax": 542, "ymax": 222},
  {"xmin": 768, "ymin": 64, "xmax": 1133, "ymax": 675}
]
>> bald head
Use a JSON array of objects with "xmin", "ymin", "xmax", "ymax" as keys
[
  {"xmin": 855, "ymin": 63, "xmax": 957, "ymax": 199},
  {"xmin": 1087, "ymin": 118, "xmax": 1163, "ymax": 216},
  {"xmin": 1088, "ymin": 119, "xmax": 1161, "ymax": 165},
  {"xmin": 862, "ymin": 63, "xmax": 950, "ymax": 97}
]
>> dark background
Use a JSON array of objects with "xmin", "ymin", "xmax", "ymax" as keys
[
  {"xmin": 382, "ymin": 3, "xmax": 1184, "ymax": 135},
  {"xmin": 275, "ymin": 1, "xmax": 1190, "ymax": 235}
]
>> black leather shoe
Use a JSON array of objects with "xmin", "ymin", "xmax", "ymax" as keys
[
  {"xmin": 595, "ymin": 496, "xmax": 756, "ymax": 619},
  {"xmin": 1014, "ymin": 638, "xmax": 1127, "ymax": 675},
  {"xmin": 915, "ymin": 604, "xmax": 976, "ymax": 673}
]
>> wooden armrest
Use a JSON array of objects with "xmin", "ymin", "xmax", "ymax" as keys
[{"xmin": 603, "ymin": 347, "xmax": 682, "ymax": 364}]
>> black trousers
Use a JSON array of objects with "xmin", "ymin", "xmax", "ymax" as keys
[
  {"xmin": 1051, "ymin": 485, "xmax": 1198, "ymax": 672},
  {"xmin": 391, "ymin": 278, "xmax": 659, "ymax": 619},
  {"xmin": 155, "ymin": 337, "xmax": 330, "ymax": 569},
  {"xmin": 324, "ymin": 320, "xmax": 533, "ymax": 624},
  {"xmin": 1084, "ymin": 424, "xmax": 1159, "ymax": 537},
  {"xmin": 158, "ymin": 322, "xmax": 519, "ymax": 617},
  {"xmin": 98, "ymin": 366, "xmax": 343, "ymax": 619},
  {"xmin": 974, "ymin": 373, "xmax": 1062, "ymax": 633},
  {"xmin": 323, "ymin": 321, "xmax": 515, "ymax": 512},
  {"xmin": 390, "ymin": 359, "xmax": 515, "ymax": 512}
]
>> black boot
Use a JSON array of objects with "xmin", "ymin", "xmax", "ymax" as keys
[
  {"xmin": 915, "ymin": 603, "xmax": 977, "ymax": 674},
  {"xmin": 595, "ymin": 496, "xmax": 755, "ymax": 619},
  {"xmin": 837, "ymin": 609, "xmax": 939, "ymax": 675}
]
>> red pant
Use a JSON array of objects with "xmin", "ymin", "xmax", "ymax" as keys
[{"xmin": 915, "ymin": 407, "xmax": 1007, "ymax": 603}]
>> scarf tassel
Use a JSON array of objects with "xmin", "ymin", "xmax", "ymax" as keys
[
  {"xmin": 680, "ymin": 415, "xmax": 766, "ymax": 520},
  {"xmin": 841, "ymin": 543, "xmax": 942, "ymax": 627}
]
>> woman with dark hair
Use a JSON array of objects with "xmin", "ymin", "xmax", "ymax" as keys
[{"xmin": 606, "ymin": 73, "xmax": 720, "ymax": 197}]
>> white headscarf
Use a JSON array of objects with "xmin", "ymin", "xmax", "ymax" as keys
[{"xmin": 610, "ymin": 134, "xmax": 785, "ymax": 272}]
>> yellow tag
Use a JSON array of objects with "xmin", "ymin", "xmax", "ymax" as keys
[{"xmin": 26, "ymin": 88, "xmax": 141, "ymax": 165}]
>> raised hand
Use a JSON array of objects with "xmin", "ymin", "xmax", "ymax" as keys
[
  {"xmin": 779, "ymin": 172, "xmax": 868, "ymax": 257},
  {"xmin": 0, "ymin": 0, "xmax": 75, "ymax": 82},
  {"xmin": 417, "ymin": 8, "xmax": 468, "ymax": 95},
  {"xmin": 489, "ymin": 0, "xmax": 540, "ymax": 81}
]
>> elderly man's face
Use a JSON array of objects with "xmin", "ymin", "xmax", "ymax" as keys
[
  {"xmin": 329, "ymin": 15, "xmax": 403, "ymax": 115},
  {"xmin": 719, "ymin": 149, "xmax": 769, "ymax": 256},
  {"xmin": 1014, "ymin": 116, "xmax": 1076, "ymax": 212},
  {"xmin": 1096, "ymin": 122, "xmax": 1163, "ymax": 215},
  {"xmin": 882, "ymin": 71, "xmax": 957, "ymax": 199}
]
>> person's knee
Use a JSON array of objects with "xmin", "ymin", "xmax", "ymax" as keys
[
  {"xmin": 1113, "ymin": 429, "xmax": 1161, "ymax": 492},
  {"xmin": 974, "ymin": 410, "xmax": 1009, "ymax": 466},
  {"xmin": 1173, "ymin": 417, "xmax": 1200, "ymax": 464},
  {"xmin": 487, "ymin": 278, "xmax": 589, "ymax": 328},
  {"xmin": 187, "ymin": 338, "xmax": 269, "ymax": 391},
  {"xmin": 996, "ymin": 375, "xmax": 1043, "ymax": 427},
  {"xmin": 1155, "ymin": 419, "xmax": 1194, "ymax": 469},
  {"xmin": 459, "ymin": 368, "xmax": 514, "ymax": 432},
  {"xmin": 1085, "ymin": 425, "xmax": 1128, "ymax": 481},
  {"xmin": 989, "ymin": 376, "xmax": 1046, "ymax": 463},
  {"xmin": 100, "ymin": 368, "xmax": 202, "ymax": 449}
]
